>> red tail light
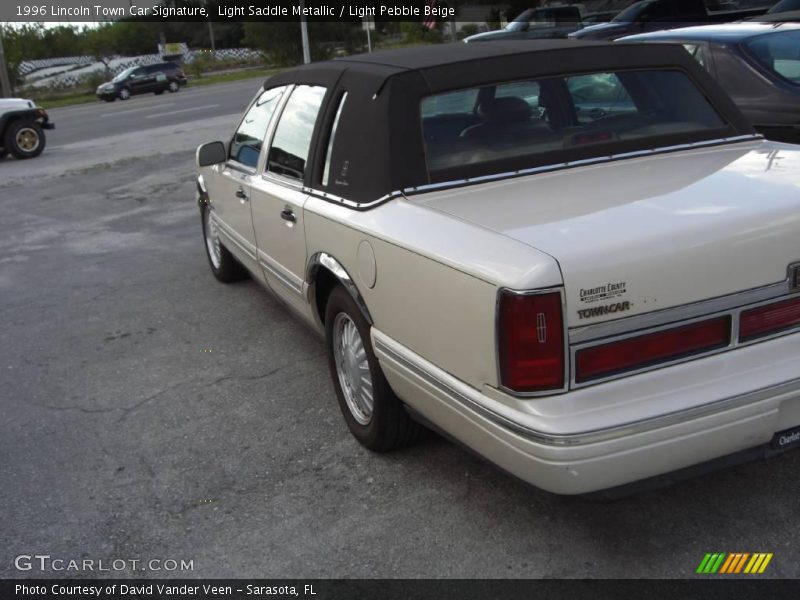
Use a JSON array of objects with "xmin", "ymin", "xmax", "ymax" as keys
[
  {"xmin": 740, "ymin": 297, "xmax": 800, "ymax": 342},
  {"xmin": 576, "ymin": 316, "xmax": 730, "ymax": 383},
  {"xmin": 498, "ymin": 290, "xmax": 565, "ymax": 393}
]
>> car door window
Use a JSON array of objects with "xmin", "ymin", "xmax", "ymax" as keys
[
  {"xmin": 267, "ymin": 85, "xmax": 327, "ymax": 182},
  {"xmin": 229, "ymin": 86, "xmax": 287, "ymax": 169}
]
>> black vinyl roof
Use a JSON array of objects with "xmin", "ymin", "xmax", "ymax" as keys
[
  {"xmin": 334, "ymin": 39, "xmax": 623, "ymax": 70},
  {"xmin": 262, "ymin": 41, "xmax": 754, "ymax": 207}
]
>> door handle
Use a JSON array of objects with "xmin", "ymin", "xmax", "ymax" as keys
[
  {"xmin": 280, "ymin": 208, "xmax": 296, "ymax": 223},
  {"xmin": 235, "ymin": 187, "xmax": 248, "ymax": 202}
]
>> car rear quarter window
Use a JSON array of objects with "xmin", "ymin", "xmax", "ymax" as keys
[
  {"xmin": 229, "ymin": 86, "xmax": 286, "ymax": 169},
  {"xmin": 267, "ymin": 85, "xmax": 327, "ymax": 182},
  {"xmin": 420, "ymin": 69, "xmax": 726, "ymax": 176},
  {"xmin": 744, "ymin": 31, "xmax": 800, "ymax": 85}
]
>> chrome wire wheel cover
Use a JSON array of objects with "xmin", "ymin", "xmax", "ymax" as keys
[
  {"xmin": 332, "ymin": 312, "xmax": 374, "ymax": 425},
  {"xmin": 119, "ymin": 88, "xmax": 130, "ymax": 99},
  {"xmin": 168, "ymin": 81, "xmax": 179, "ymax": 92},
  {"xmin": 16, "ymin": 128, "xmax": 40, "ymax": 152},
  {"xmin": 204, "ymin": 208, "xmax": 222, "ymax": 269}
]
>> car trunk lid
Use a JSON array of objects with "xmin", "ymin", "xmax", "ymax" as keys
[{"xmin": 413, "ymin": 140, "xmax": 800, "ymax": 328}]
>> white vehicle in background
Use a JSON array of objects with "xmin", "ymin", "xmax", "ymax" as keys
[{"xmin": 0, "ymin": 98, "xmax": 54, "ymax": 159}]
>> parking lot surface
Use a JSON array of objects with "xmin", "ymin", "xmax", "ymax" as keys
[{"xmin": 1, "ymin": 78, "xmax": 798, "ymax": 578}]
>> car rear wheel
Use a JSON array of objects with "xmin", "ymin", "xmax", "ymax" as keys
[
  {"xmin": 4, "ymin": 120, "xmax": 45, "ymax": 159},
  {"xmin": 325, "ymin": 286, "xmax": 421, "ymax": 452},
  {"xmin": 168, "ymin": 80, "xmax": 180, "ymax": 93},
  {"xmin": 201, "ymin": 204, "xmax": 248, "ymax": 283},
  {"xmin": 119, "ymin": 88, "xmax": 131, "ymax": 100}
]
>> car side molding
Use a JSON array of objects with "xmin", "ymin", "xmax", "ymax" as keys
[{"xmin": 306, "ymin": 252, "xmax": 373, "ymax": 324}]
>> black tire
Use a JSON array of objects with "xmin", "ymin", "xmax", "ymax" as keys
[
  {"xmin": 0, "ymin": 148, "xmax": 8, "ymax": 159},
  {"xmin": 167, "ymin": 80, "xmax": 180, "ymax": 93},
  {"xmin": 4, "ymin": 120, "xmax": 45, "ymax": 159},
  {"xmin": 325, "ymin": 286, "xmax": 421, "ymax": 452},
  {"xmin": 201, "ymin": 204, "xmax": 248, "ymax": 283}
]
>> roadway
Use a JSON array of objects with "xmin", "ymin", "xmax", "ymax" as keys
[{"xmin": 46, "ymin": 76, "xmax": 265, "ymax": 147}]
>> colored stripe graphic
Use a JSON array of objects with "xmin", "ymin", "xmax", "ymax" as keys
[{"xmin": 698, "ymin": 552, "xmax": 773, "ymax": 574}]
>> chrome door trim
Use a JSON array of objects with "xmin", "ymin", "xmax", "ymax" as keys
[
  {"xmin": 211, "ymin": 212, "xmax": 257, "ymax": 262},
  {"xmin": 257, "ymin": 248, "xmax": 304, "ymax": 296}
]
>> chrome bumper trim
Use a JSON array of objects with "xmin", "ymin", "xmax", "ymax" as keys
[{"xmin": 373, "ymin": 331, "xmax": 800, "ymax": 447}]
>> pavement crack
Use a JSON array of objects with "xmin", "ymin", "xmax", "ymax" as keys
[{"xmin": 207, "ymin": 352, "xmax": 325, "ymax": 388}]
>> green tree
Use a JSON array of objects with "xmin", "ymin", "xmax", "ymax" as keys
[{"xmin": 83, "ymin": 25, "xmax": 118, "ymax": 77}]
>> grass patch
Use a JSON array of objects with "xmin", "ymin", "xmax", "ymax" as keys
[{"xmin": 27, "ymin": 67, "xmax": 280, "ymax": 110}]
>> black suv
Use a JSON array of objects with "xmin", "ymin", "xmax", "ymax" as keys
[{"xmin": 96, "ymin": 62, "xmax": 188, "ymax": 102}]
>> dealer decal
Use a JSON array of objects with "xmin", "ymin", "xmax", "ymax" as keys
[
  {"xmin": 577, "ymin": 301, "xmax": 631, "ymax": 320},
  {"xmin": 579, "ymin": 281, "xmax": 627, "ymax": 304}
]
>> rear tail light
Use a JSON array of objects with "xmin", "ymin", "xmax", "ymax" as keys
[
  {"xmin": 498, "ymin": 290, "xmax": 565, "ymax": 393},
  {"xmin": 740, "ymin": 297, "xmax": 800, "ymax": 342},
  {"xmin": 576, "ymin": 316, "xmax": 730, "ymax": 383}
]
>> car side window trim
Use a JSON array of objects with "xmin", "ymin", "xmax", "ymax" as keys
[
  {"xmin": 226, "ymin": 85, "xmax": 289, "ymax": 173},
  {"xmin": 322, "ymin": 91, "xmax": 347, "ymax": 187},
  {"xmin": 263, "ymin": 84, "xmax": 328, "ymax": 188}
]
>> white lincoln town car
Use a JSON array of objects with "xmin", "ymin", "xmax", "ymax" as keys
[{"xmin": 195, "ymin": 41, "xmax": 800, "ymax": 494}]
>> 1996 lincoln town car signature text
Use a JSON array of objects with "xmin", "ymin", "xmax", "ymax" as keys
[{"xmin": 194, "ymin": 41, "xmax": 800, "ymax": 494}]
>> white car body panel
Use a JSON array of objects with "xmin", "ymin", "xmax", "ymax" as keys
[
  {"xmin": 414, "ymin": 140, "xmax": 800, "ymax": 328},
  {"xmin": 0, "ymin": 98, "xmax": 36, "ymax": 111}
]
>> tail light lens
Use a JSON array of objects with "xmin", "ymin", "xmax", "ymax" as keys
[
  {"xmin": 740, "ymin": 297, "xmax": 800, "ymax": 342},
  {"xmin": 576, "ymin": 316, "xmax": 730, "ymax": 383},
  {"xmin": 498, "ymin": 290, "xmax": 564, "ymax": 393}
]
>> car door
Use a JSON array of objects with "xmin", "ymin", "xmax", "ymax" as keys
[
  {"xmin": 250, "ymin": 85, "xmax": 327, "ymax": 308},
  {"xmin": 204, "ymin": 86, "xmax": 287, "ymax": 272},
  {"xmin": 127, "ymin": 67, "xmax": 151, "ymax": 94}
]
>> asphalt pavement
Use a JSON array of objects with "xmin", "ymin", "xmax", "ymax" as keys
[
  {"xmin": 1, "ymin": 77, "xmax": 799, "ymax": 579},
  {"xmin": 45, "ymin": 76, "xmax": 265, "ymax": 146}
]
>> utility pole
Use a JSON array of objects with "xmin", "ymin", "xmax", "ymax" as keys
[
  {"xmin": 208, "ymin": 19, "xmax": 216, "ymax": 53},
  {"xmin": 300, "ymin": 0, "xmax": 311, "ymax": 64},
  {"xmin": 206, "ymin": 1, "xmax": 216, "ymax": 52},
  {"xmin": 0, "ymin": 27, "xmax": 12, "ymax": 98}
]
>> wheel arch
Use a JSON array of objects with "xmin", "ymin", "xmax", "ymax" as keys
[
  {"xmin": 0, "ymin": 109, "xmax": 41, "ymax": 136},
  {"xmin": 307, "ymin": 252, "xmax": 373, "ymax": 327}
]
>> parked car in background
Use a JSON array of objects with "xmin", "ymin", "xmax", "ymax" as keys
[
  {"xmin": 751, "ymin": 0, "xmax": 800, "ymax": 20},
  {"xmin": 96, "ymin": 62, "xmax": 187, "ymax": 101},
  {"xmin": 0, "ymin": 98, "xmax": 54, "ymax": 159},
  {"xmin": 464, "ymin": 6, "xmax": 585, "ymax": 41},
  {"xmin": 571, "ymin": 0, "xmax": 770, "ymax": 40},
  {"xmin": 195, "ymin": 41, "xmax": 800, "ymax": 494},
  {"xmin": 582, "ymin": 10, "xmax": 623, "ymax": 23},
  {"xmin": 622, "ymin": 23, "xmax": 800, "ymax": 142}
]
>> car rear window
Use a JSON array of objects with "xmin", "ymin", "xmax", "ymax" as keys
[
  {"xmin": 743, "ymin": 31, "xmax": 800, "ymax": 85},
  {"xmin": 420, "ymin": 69, "xmax": 726, "ymax": 176}
]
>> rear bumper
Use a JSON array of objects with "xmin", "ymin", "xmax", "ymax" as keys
[{"xmin": 373, "ymin": 328, "xmax": 800, "ymax": 494}]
